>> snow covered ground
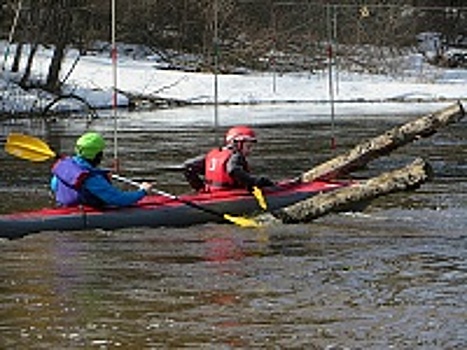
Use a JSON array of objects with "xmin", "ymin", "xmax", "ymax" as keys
[{"xmin": 1, "ymin": 42, "xmax": 467, "ymax": 116}]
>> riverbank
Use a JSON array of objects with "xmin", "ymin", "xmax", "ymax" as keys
[{"xmin": 1, "ymin": 42, "xmax": 467, "ymax": 118}]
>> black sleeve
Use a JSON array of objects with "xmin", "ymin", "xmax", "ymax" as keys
[
  {"xmin": 226, "ymin": 152, "xmax": 275, "ymax": 190},
  {"xmin": 226, "ymin": 152, "xmax": 257, "ymax": 189},
  {"xmin": 183, "ymin": 154, "xmax": 206, "ymax": 191}
]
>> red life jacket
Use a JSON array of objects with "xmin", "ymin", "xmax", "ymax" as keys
[
  {"xmin": 205, "ymin": 148, "xmax": 234, "ymax": 191},
  {"xmin": 206, "ymin": 146, "xmax": 254, "ymax": 192}
]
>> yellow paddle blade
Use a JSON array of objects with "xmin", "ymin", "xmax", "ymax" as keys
[
  {"xmin": 223, "ymin": 214, "xmax": 262, "ymax": 228},
  {"xmin": 252, "ymin": 186, "xmax": 268, "ymax": 210},
  {"xmin": 5, "ymin": 133, "xmax": 56, "ymax": 162}
]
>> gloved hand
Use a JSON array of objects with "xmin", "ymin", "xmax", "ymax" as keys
[{"xmin": 255, "ymin": 176, "xmax": 275, "ymax": 188}]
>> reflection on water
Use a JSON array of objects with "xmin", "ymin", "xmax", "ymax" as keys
[{"xmin": 0, "ymin": 105, "xmax": 466, "ymax": 348}]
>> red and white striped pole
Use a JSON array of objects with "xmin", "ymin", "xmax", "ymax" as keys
[
  {"xmin": 327, "ymin": 4, "xmax": 336, "ymax": 151},
  {"xmin": 327, "ymin": 42, "xmax": 336, "ymax": 150},
  {"xmin": 111, "ymin": 0, "xmax": 119, "ymax": 171}
]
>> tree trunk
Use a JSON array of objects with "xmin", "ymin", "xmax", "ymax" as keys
[
  {"xmin": 273, "ymin": 158, "xmax": 432, "ymax": 224},
  {"xmin": 44, "ymin": 6, "xmax": 72, "ymax": 94},
  {"xmin": 11, "ymin": 42, "xmax": 23, "ymax": 72},
  {"xmin": 301, "ymin": 102, "xmax": 465, "ymax": 182},
  {"xmin": 19, "ymin": 44, "xmax": 38, "ymax": 87},
  {"xmin": 45, "ymin": 42, "xmax": 66, "ymax": 93}
]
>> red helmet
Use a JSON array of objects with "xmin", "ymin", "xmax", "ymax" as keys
[{"xmin": 225, "ymin": 126, "xmax": 257, "ymax": 144}]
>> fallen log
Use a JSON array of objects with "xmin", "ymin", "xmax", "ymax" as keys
[
  {"xmin": 301, "ymin": 102, "xmax": 465, "ymax": 182},
  {"xmin": 271, "ymin": 158, "xmax": 432, "ymax": 224}
]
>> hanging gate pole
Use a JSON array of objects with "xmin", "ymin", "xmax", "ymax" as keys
[
  {"xmin": 326, "ymin": 4, "xmax": 336, "ymax": 151},
  {"xmin": 2, "ymin": 0, "xmax": 22, "ymax": 71},
  {"xmin": 213, "ymin": 0, "xmax": 220, "ymax": 146},
  {"xmin": 111, "ymin": 0, "xmax": 119, "ymax": 171}
]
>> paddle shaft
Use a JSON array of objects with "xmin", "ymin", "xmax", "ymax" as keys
[{"xmin": 111, "ymin": 174, "xmax": 236, "ymax": 221}]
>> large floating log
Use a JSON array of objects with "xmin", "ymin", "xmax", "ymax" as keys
[
  {"xmin": 273, "ymin": 158, "xmax": 432, "ymax": 224},
  {"xmin": 301, "ymin": 102, "xmax": 465, "ymax": 182}
]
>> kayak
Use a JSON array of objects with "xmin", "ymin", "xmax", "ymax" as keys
[{"xmin": 0, "ymin": 180, "xmax": 347, "ymax": 239}]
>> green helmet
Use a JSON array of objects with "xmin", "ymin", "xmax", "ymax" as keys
[{"xmin": 75, "ymin": 132, "xmax": 106, "ymax": 159}]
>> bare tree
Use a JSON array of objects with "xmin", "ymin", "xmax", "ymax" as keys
[{"xmin": 2, "ymin": 0, "xmax": 467, "ymax": 95}]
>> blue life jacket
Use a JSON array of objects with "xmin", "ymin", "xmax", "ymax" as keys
[{"xmin": 51, "ymin": 157, "xmax": 108, "ymax": 207}]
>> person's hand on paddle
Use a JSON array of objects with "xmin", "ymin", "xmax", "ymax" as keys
[
  {"xmin": 139, "ymin": 182, "xmax": 153, "ymax": 193},
  {"xmin": 255, "ymin": 176, "xmax": 274, "ymax": 188}
]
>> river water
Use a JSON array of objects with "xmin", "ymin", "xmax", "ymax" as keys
[{"xmin": 1, "ymin": 103, "xmax": 466, "ymax": 349}]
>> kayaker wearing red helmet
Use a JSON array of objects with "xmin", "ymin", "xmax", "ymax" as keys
[
  {"xmin": 183, "ymin": 126, "xmax": 274, "ymax": 192},
  {"xmin": 50, "ymin": 132, "xmax": 152, "ymax": 207}
]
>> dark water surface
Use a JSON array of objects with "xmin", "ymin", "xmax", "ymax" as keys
[{"xmin": 1, "ymin": 104, "xmax": 466, "ymax": 349}]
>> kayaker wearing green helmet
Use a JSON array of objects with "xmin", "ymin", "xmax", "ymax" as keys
[{"xmin": 50, "ymin": 132, "xmax": 152, "ymax": 207}]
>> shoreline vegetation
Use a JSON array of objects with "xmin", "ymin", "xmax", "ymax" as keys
[{"xmin": 1, "ymin": 41, "xmax": 467, "ymax": 120}]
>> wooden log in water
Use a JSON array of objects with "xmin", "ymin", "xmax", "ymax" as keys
[
  {"xmin": 301, "ymin": 102, "xmax": 465, "ymax": 182},
  {"xmin": 274, "ymin": 158, "xmax": 432, "ymax": 224}
]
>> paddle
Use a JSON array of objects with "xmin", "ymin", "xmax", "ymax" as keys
[
  {"xmin": 111, "ymin": 174, "xmax": 260, "ymax": 228},
  {"xmin": 252, "ymin": 186, "xmax": 268, "ymax": 210},
  {"xmin": 5, "ymin": 132, "xmax": 57, "ymax": 162},
  {"xmin": 4, "ymin": 133, "xmax": 261, "ymax": 228}
]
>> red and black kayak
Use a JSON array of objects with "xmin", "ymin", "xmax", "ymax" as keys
[{"xmin": 0, "ymin": 180, "xmax": 347, "ymax": 239}]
